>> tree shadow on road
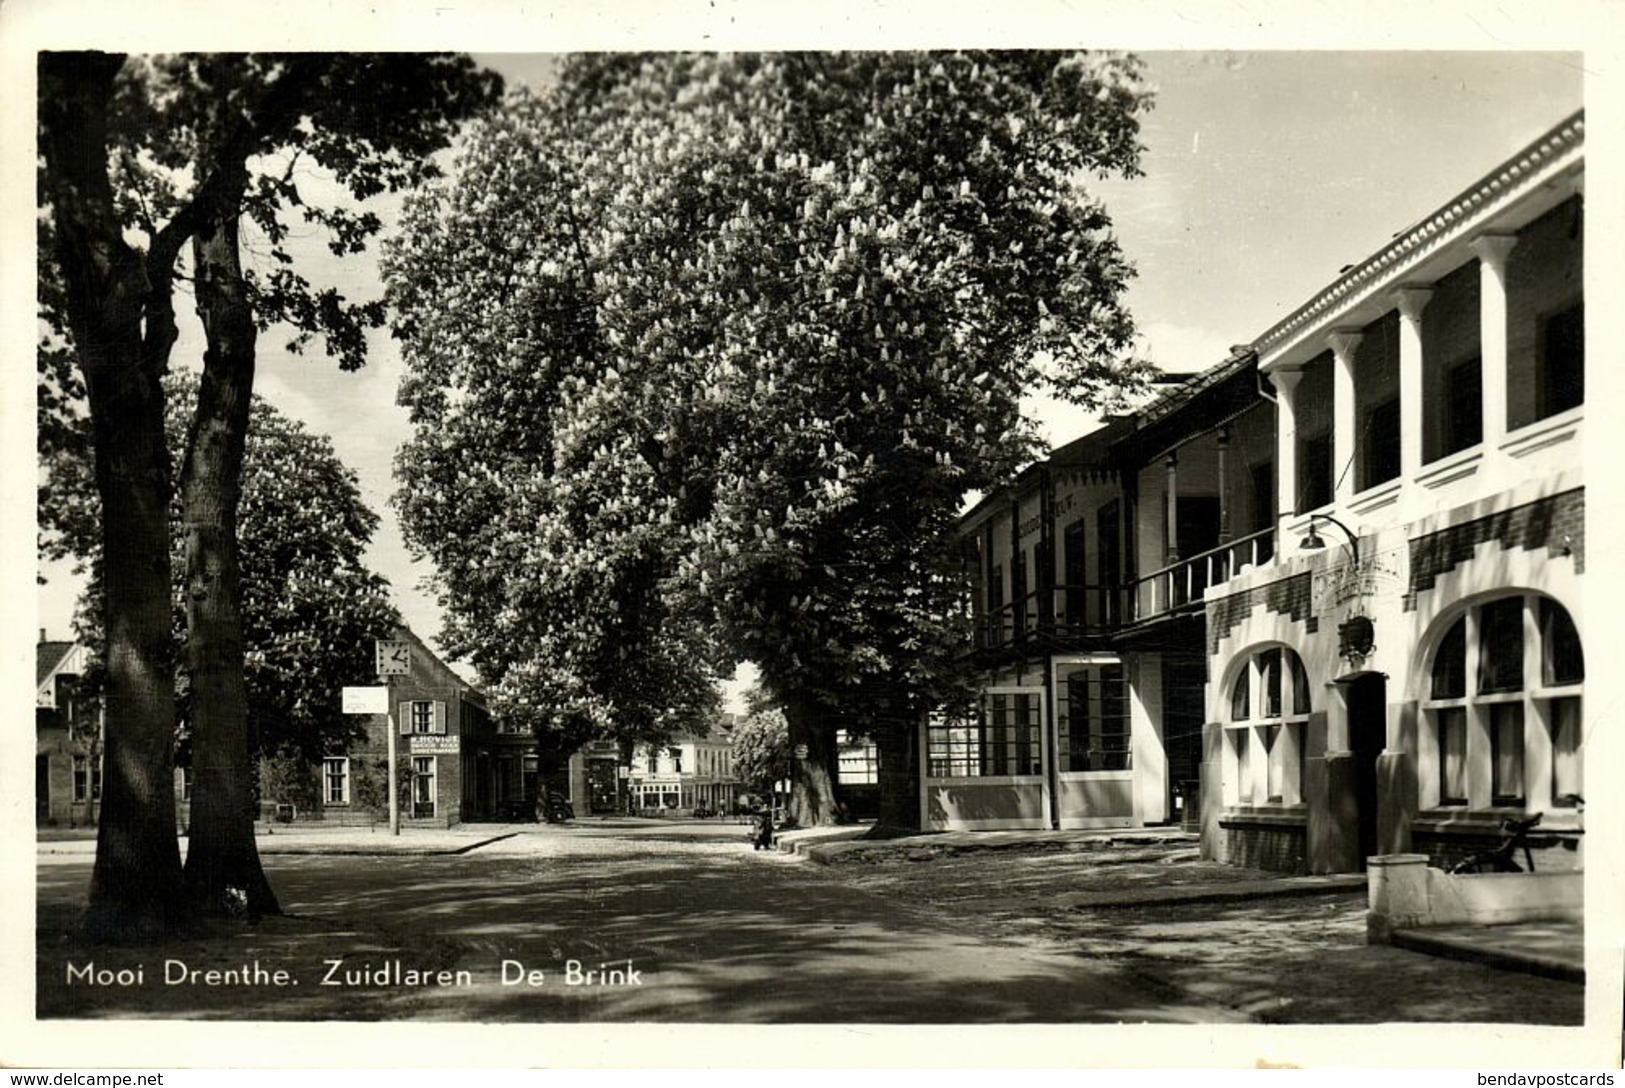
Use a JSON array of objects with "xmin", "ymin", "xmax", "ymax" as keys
[{"xmin": 37, "ymin": 848, "xmax": 1225, "ymax": 1023}]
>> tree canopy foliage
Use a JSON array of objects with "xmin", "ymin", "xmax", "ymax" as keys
[
  {"xmin": 43, "ymin": 374, "xmax": 401, "ymax": 763},
  {"xmin": 728, "ymin": 705, "xmax": 792, "ymax": 794},
  {"xmin": 385, "ymin": 51, "xmax": 1152, "ymax": 824}
]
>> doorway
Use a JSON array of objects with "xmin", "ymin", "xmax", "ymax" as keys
[{"xmin": 1345, "ymin": 673, "xmax": 1387, "ymax": 869}]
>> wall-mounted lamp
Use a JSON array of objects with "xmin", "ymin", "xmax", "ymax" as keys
[{"xmin": 1299, "ymin": 513, "xmax": 1360, "ymax": 565}]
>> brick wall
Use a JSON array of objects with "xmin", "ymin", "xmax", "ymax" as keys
[
  {"xmin": 1506, "ymin": 197, "xmax": 1583, "ymax": 431},
  {"xmin": 1405, "ymin": 488, "xmax": 1583, "ymax": 610},
  {"xmin": 1206, "ymin": 571, "xmax": 1316, "ymax": 655},
  {"xmin": 1220, "ymin": 821, "xmax": 1308, "ymax": 874}
]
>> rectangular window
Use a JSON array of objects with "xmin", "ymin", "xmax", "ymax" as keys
[
  {"xmin": 1438, "ymin": 708, "xmax": 1468, "ymax": 805},
  {"xmin": 1549, "ymin": 697, "xmax": 1582, "ymax": 805},
  {"xmin": 1261, "ymin": 724, "xmax": 1284, "ymax": 802},
  {"xmin": 1297, "ymin": 431, "xmax": 1333, "ymax": 513},
  {"xmin": 324, "ymin": 757, "xmax": 350, "ymax": 805},
  {"xmin": 72, "ymin": 755, "xmax": 90, "ymax": 803},
  {"xmin": 1096, "ymin": 500, "xmax": 1121, "ymax": 627},
  {"xmin": 1443, "ymin": 356, "xmax": 1483, "ymax": 456},
  {"xmin": 836, "ymin": 730, "xmax": 879, "ymax": 785},
  {"xmin": 1490, "ymin": 702, "xmax": 1525, "ymax": 806},
  {"xmin": 985, "ymin": 692, "xmax": 1042, "ymax": 776},
  {"xmin": 1062, "ymin": 520, "xmax": 1088, "ymax": 630},
  {"xmin": 1059, "ymin": 666, "xmax": 1131, "ymax": 773},
  {"xmin": 926, "ymin": 694, "xmax": 1041, "ymax": 777},
  {"xmin": 1478, "ymin": 598, "xmax": 1526, "ymax": 694},
  {"xmin": 1009, "ymin": 549, "xmax": 1027, "ymax": 639},
  {"xmin": 1233, "ymin": 728, "xmax": 1252, "ymax": 804},
  {"xmin": 1539, "ymin": 302, "xmax": 1584, "ymax": 419},
  {"xmin": 1293, "ymin": 352, "xmax": 1334, "ymax": 513},
  {"xmin": 1360, "ymin": 397, "xmax": 1401, "ymax": 490},
  {"xmin": 646, "ymin": 753, "xmax": 659, "ymax": 774},
  {"xmin": 412, "ymin": 756, "xmax": 436, "ymax": 817},
  {"xmin": 927, "ymin": 716, "xmax": 977, "ymax": 778},
  {"xmin": 411, "ymin": 701, "xmax": 434, "ymax": 734},
  {"xmin": 670, "ymin": 748, "xmax": 683, "ymax": 774}
]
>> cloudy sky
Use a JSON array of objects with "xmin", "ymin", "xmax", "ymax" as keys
[{"xmin": 28, "ymin": 41, "xmax": 1586, "ymax": 685}]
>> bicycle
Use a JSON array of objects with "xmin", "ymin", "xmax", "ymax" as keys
[{"xmin": 1448, "ymin": 812, "xmax": 1542, "ymax": 874}]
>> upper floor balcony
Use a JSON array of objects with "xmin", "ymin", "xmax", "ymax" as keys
[
  {"xmin": 1128, "ymin": 526, "xmax": 1276, "ymax": 624},
  {"xmin": 971, "ymin": 525, "xmax": 1276, "ymax": 653}
]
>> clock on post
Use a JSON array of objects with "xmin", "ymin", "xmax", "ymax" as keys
[{"xmin": 376, "ymin": 639, "xmax": 411, "ymax": 677}]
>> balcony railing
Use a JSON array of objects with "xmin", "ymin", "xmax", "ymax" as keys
[
  {"xmin": 971, "ymin": 527, "xmax": 1277, "ymax": 653},
  {"xmin": 974, "ymin": 584, "xmax": 1129, "ymax": 651},
  {"xmin": 1129, "ymin": 527, "xmax": 1275, "ymax": 623}
]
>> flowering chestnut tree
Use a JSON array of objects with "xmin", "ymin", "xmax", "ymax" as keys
[
  {"xmin": 386, "ymin": 52, "xmax": 1152, "ymax": 826},
  {"xmin": 44, "ymin": 376, "xmax": 401, "ymax": 782}
]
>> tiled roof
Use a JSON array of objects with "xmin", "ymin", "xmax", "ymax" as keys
[
  {"xmin": 1130, "ymin": 348, "xmax": 1256, "ymax": 429},
  {"xmin": 37, "ymin": 641, "xmax": 76, "ymax": 690}
]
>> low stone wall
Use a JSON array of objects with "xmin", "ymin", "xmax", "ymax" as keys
[{"xmin": 1366, "ymin": 853, "xmax": 1583, "ymax": 943}]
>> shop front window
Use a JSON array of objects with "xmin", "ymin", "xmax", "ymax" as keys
[
  {"xmin": 927, "ymin": 692, "xmax": 1042, "ymax": 778},
  {"xmin": 1056, "ymin": 663, "xmax": 1130, "ymax": 772}
]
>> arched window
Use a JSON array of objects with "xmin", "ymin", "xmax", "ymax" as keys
[
  {"xmin": 1224, "ymin": 646, "xmax": 1311, "ymax": 805},
  {"xmin": 1422, "ymin": 594, "xmax": 1583, "ymax": 810}
]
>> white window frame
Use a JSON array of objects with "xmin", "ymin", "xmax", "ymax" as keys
[
  {"xmin": 1223, "ymin": 646, "xmax": 1310, "ymax": 807},
  {"xmin": 1420, "ymin": 594, "xmax": 1583, "ymax": 812},
  {"xmin": 411, "ymin": 755, "xmax": 437, "ymax": 817},
  {"xmin": 927, "ymin": 688, "xmax": 1045, "ymax": 780},
  {"xmin": 324, "ymin": 757, "xmax": 351, "ymax": 806},
  {"xmin": 836, "ymin": 729, "xmax": 879, "ymax": 785}
]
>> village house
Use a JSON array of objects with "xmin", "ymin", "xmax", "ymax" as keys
[
  {"xmin": 627, "ymin": 716, "xmax": 741, "ymax": 815},
  {"xmin": 305, "ymin": 626, "xmax": 492, "ymax": 828},
  {"xmin": 941, "ymin": 348, "xmax": 1273, "ymax": 832},
  {"xmin": 35, "ymin": 634, "xmax": 99, "ymax": 827}
]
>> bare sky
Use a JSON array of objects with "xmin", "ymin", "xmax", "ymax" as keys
[{"xmin": 32, "ymin": 50, "xmax": 1586, "ymax": 682}]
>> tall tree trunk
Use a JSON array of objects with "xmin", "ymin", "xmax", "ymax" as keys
[
  {"xmin": 179, "ymin": 176, "xmax": 280, "ymax": 917},
  {"xmin": 40, "ymin": 51, "xmax": 191, "ymax": 941},
  {"xmin": 874, "ymin": 713, "xmax": 922, "ymax": 834},
  {"xmin": 782, "ymin": 695, "xmax": 840, "ymax": 826}
]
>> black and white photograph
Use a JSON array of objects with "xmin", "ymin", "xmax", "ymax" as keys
[{"xmin": 6, "ymin": 0, "xmax": 1620, "ymax": 1073}]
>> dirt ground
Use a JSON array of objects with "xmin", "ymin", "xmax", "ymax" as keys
[
  {"xmin": 34, "ymin": 826, "xmax": 1584, "ymax": 1025},
  {"xmin": 821, "ymin": 844, "xmax": 1584, "ymax": 1024}
]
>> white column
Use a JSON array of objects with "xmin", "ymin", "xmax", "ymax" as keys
[
  {"xmin": 1395, "ymin": 287, "xmax": 1433, "ymax": 482},
  {"xmin": 1271, "ymin": 367, "xmax": 1304, "ymax": 539},
  {"xmin": 1328, "ymin": 330, "xmax": 1363, "ymax": 504},
  {"xmin": 1469, "ymin": 233, "xmax": 1519, "ymax": 454}
]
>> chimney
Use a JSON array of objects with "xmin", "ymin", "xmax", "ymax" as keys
[{"xmin": 40, "ymin": 628, "xmax": 46, "ymax": 644}]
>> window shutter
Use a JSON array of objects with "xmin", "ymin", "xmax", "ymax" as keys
[
  {"xmin": 434, "ymin": 701, "xmax": 447, "ymax": 734},
  {"xmin": 399, "ymin": 703, "xmax": 411, "ymax": 734}
]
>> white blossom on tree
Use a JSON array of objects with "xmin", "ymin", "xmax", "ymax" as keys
[{"xmin": 386, "ymin": 52, "xmax": 1153, "ymax": 826}]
